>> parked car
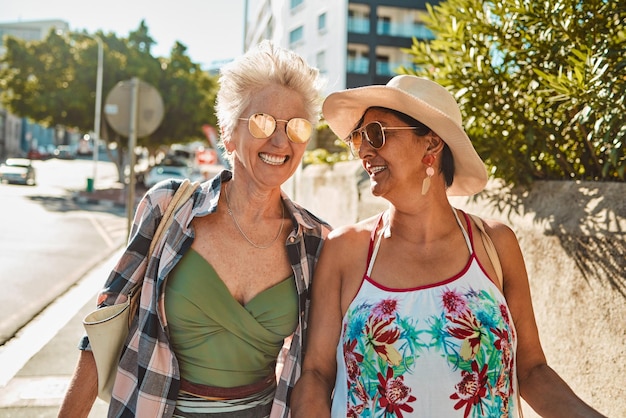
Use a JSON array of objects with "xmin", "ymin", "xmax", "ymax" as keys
[
  {"xmin": 26, "ymin": 148, "xmax": 43, "ymax": 160},
  {"xmin": 54, "ymin": 145, "xmax": 75, "ymax": 160},
  {"xmin": 0, "ymin": 158, "xmax": 37, "ymax": 185},
  {"xmin": 144, "ymin": 164, "xmax": 197, "ymax": 188}
]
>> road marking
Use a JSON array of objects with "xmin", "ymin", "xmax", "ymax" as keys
[
  {"xmin": 86, "ymin": 212, "xmax": 117, "ymax": 248},
  {"xmin": 0, "ymin": 247, "xmax": 123, "ymax": 388}
]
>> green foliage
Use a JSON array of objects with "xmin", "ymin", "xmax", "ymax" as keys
[
  {"xmin": 0, "ymin": 21, "xmax": 218, "ymax": 173},
  {"xmin": 149, "ymin": 41, "xmax": 219, "ymax": 152},
  {"xmin": 303, "ymin": 146, "xmax": 352, "ymax": 166},
  {"xmin": 0, "ymin": 30, "xmax": 79, "ymax": 127},
  {"xmin": 303, "ymin": 123, "xmax": 352, "ymax": 166},
  {"xmin": 399, "ymin": 0, "xmax": 625, "ymax": 185}
]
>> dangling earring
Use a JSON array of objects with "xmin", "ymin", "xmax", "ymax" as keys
[
  {"xmin": 421, "ymin": 154, "xmax": 436, "ymax": 195},
  {"xmin": 223, "ymin": 138, "xmax": 233, "ymax": 155}
]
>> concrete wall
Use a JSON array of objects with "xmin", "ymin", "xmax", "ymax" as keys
[{"xmin": 291, "ymin": 161, "xmax": 625, "ymax": 418}]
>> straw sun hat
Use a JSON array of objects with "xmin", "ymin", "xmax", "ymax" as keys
[{"xmin": 322, "ymin": 75, "xmax": 488, "ymax": 196}]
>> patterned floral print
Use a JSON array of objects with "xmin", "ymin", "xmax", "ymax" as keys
[{"xmin": 337, "ymin": 273, "xmax": 518, "ymax": 418}]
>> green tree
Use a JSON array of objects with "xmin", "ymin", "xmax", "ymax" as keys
[
  {"xmin": 400, "ymin": 0, "xmax": 625, "ymax": 185},
  {"xmin": 149, "ymin": 41, "xmax": 218, "ymax": 152},
  {"xmin": 0, "ymin": 30, "xmax": 79, "ymax": 127},
  {"xmin": 0, "ymin": 21, "xmax": 218, "ymax": 180}
]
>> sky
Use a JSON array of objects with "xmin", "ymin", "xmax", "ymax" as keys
[{"xmin": 1, "ymin": 0, "xmax": 246, "ymax": 68}]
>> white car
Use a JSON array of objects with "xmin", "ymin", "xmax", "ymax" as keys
[
  {"xmin": 144, "ymin": 165, "xmax": 198, "ymax": 188},
  {"xmin": 0, "ymin": 158, "xmax": 37, "ymax": 185}
]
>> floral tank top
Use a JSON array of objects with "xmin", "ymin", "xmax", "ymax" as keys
[{"xmin": 331, "ymin": 210, "xmax": 520, "ymax": 418}]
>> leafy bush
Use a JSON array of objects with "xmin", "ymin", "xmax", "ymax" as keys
[
  {"xmin": 399, "ymin": 0, "xmax": 625, "ymax": 185},
  {"xmin": 304, "ymin": 123, "xmax": 351, "ymax": 166}
]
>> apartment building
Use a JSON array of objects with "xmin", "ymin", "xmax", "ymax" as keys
[
  {"xmin": 0, "ymin": 19, "xmax": 69, "ymax": 56},
  {"xmin": 244, "ymin": 0, "xmax": 438, "ymax": 95}
]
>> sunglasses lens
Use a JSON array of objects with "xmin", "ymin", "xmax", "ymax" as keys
[
  {"xmin": 365, "ymin": 123, "xmax": 385, "ymax": 148},
  {"xmin": 346, "ymin": 131, "xmax": 361, "ymax": 156},
  {"xmin": 286, "ymin": 118, "xmax": 312, "ymax": 143},
  {"xmin": 248, "ymin": 113, "xmax": 276, "ymax": 138}
]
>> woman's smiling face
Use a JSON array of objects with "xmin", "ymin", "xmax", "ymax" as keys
[
  {"xmin": 229, "ymin": 84, "xmax": 310, "ymax": 189},
  {"xmin": 357, "ymin": 108, "xmax": 426, "ymax": 198}
]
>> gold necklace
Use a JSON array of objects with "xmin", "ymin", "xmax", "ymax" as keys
[{"xmin": 225, "ymin": 183, "xmax": 285, "ymax": 249}]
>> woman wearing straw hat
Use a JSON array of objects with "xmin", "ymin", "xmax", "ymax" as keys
[{"xmin": 292, "ymin": 75, "xmax": 605, "ymax": 417}]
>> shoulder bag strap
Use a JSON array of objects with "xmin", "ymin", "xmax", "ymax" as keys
[
  {"xmin": 469, "ymin": 214, "xmax": 503, "ymax": 289},
  {"xmin": 148, "ymin": 179, "xmax": 199, "ymax": 255},
  {"xmin": 128, "ymin": 179, "xmax": 200, "ymax": 324}
]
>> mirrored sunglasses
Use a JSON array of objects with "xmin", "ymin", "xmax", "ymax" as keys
[
  {"xmin": 238, "ymin": 113, "xmax": 312, "ymax": 144},
  {"xmin": 345, "ymin": 121, "xmax": 430, "ymax": 156}
]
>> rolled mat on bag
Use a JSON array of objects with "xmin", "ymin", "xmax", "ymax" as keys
[{"xmin": 83, "ymin": 300, "xmax": 130, "ymax": 402}]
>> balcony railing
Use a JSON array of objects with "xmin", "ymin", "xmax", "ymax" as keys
[
  {"xmin": 376, "ymin": 60, "xmax": 415, "ymax": 76},
  {"xmin": 348, "ymin": 17, "xmax": 370, "ymax": 34},
  {"xmin": 377, "ymin": 21, "xmax": 435, "ymax": 39},
  {"xmin": 347, "ymin": 57, "xmax": 370, "ymax": 74}
]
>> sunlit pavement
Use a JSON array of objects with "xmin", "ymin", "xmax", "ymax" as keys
[{"xmin": 0, "ymin": 248, "xmax": 122, "ymax": 417}]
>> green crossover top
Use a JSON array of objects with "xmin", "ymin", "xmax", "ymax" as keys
[{"xmin": 164, "ymin": 248, "xmax": 298, "ymax": 387}]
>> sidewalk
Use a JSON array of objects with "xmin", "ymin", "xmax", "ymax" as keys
[
  {"xmin": 73, "ymin": 183, "xmax": 148, "ymax": 208},
  {"xmin": 0, "ymin": 182, "xmax": 176, "ymax": 416},
  {"xmin": 0, "ymin": 247, "xmax": 122, "ymax": 417}
]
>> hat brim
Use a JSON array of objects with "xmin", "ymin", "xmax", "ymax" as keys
[{"xmin": 322, "ymin": 83, "xmax": 487, "ymax": 196}]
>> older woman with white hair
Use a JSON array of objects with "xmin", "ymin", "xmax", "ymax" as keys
[
  {"xmin": 60, "ymin": 40, "xmax": 330, "ymax": 418},
  {"xmin": 292, "ymin": 75, "xmax": 606, "ymax": 418}
]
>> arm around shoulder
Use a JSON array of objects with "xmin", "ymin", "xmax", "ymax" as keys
[{"xmin": 292, "ymin": 228, "xmax": 356, "ymax": 417}]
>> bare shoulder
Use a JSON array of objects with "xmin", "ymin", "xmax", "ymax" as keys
[
  {"xmin": 476, "ymin": 216, "xmax": 529, "ymax": 294},
  {"xmin": 327, "ymin": 213, "xmax": 380, "ymax": 242},
  {"xmin": 318, "ymin": 214, "xmax": 380, "ymax": 275},
  {"xmin": 477, "ymin": 217, "xmax": 520, "ymax": 249}
]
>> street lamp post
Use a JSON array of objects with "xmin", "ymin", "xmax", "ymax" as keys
[{"xmin": 91, "ymin": 36, "xmax": 104, "ymax": 190}]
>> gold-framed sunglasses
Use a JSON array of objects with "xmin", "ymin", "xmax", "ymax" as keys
[
  {"xmin": 238, "ymin": 113, "xmax": 313, "ymax": 144},
  {"xmin": 345, "ymin": 121, "xmax": 430, "ymax": 156}
]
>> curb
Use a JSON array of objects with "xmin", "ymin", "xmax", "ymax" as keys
[{"xmin": 71, "ymin": 191, "xmax": 127, "ymax": 209}]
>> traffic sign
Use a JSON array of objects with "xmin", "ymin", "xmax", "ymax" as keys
[{"xmin": 104, "ymin": 79, "xmax": 164, "ymax": 138}]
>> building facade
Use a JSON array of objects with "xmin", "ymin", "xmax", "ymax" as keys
[
  {"xmin": 0, "ymin": 19, "xmax": 69, "ymax": 57},
  {"xmin": 244, "ymin": 0, "xmax": 437, "ymax": 95}
]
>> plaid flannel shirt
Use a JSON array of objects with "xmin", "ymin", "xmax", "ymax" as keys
[{"xmin": 79, "ymin": 170, "xmax": 331, "ymax": 417}]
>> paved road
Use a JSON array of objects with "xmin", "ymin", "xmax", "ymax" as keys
[
  {"xmin": 0, "ymin": 157, "xmax": 128, "ymax": 416},
  {"xmin": 0, "ymin": 158, "xmax": 127, "ymax": 344}
]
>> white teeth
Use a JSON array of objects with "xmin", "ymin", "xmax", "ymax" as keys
[
  {"xmin": 259, "ymin": 153, "xmax": 287, "ymax": 165},
  {"xmin": 370, "ymin": 166, "xmax": 386, "ymax": 174}
]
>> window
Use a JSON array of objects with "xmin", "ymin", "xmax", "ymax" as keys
[
  {"xmin": 347, "ymin": 49, "xmax": 369, "ymax": 74},
  {"xmin": 290, "ymin": 0, "xmax": 303, "ymax": 9},
  {"xmin": 318, "ymin": 13, "xmax": 327, "ymax": 31},
  {"xmin": 289, "ymin": 26, "xmax": 304, "ymax": 46},
  {"xmin": 378, "ymin": 16, "xmax": 391, "ymax": 35},
  {"xmin": 376, "ymin": 55, "xmax": 393, "ymax": 76},
  {"xmin": 347, "ymin": 10, "xmax": 370, "ymax": 34},
  {"xmin": 316, "ymin": 50, "xmax": 326, "ymax": 74}
]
